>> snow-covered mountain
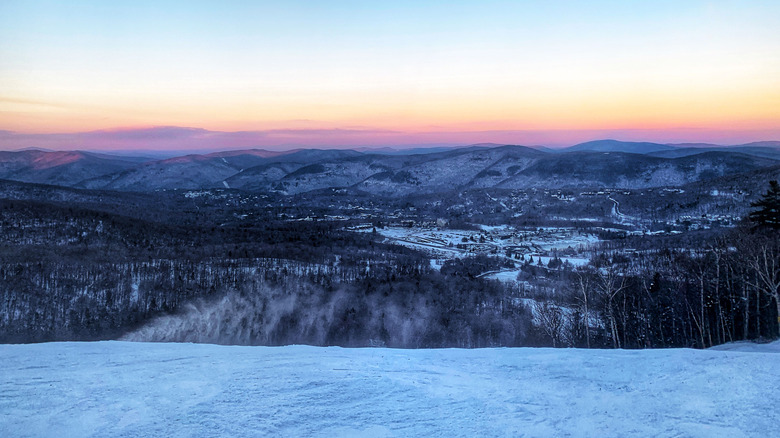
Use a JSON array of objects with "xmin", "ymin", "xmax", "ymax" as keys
[
  {"xmin": 0, "ymin": 150, "xmax": 148, "ymax": 187},
  {"xmin": 1, "ymin": 142, "xmax": 778, "ymax": 195},
  {"xmin": 1, "ymin": 341, "xmax": 778, "ymax": 437}
]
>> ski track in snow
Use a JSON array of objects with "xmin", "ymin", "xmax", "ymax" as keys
[{"xmin": 1, "ymin": 341, "xmax": 779, "ymax": 437}]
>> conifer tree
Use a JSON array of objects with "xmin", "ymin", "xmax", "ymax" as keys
[{"xmin": 749, "ymin": 180, "xmax": 780, "ymax": 229}]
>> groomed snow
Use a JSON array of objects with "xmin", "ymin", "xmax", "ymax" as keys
[{"xmin": 1, "ymin": 341, "xmax": 779, "ymax": 437}]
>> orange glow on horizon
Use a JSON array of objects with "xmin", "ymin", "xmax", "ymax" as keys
[{"xmin": 1, "ymin": 1, "xmax": 778, "ymax": 145}]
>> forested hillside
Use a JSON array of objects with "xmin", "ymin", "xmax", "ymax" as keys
[{"xmin": 1, "ymin": 175, "xmax": 778, "ymax": 348}]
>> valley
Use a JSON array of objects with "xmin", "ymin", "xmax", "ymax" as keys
[{"xmin": 1, "ymin": 141, "xmax": 779, "ymax": 349}]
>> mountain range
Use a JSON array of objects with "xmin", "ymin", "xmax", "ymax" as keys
[{"xmin": 1, "ymin": 140, "xmax": 778, "ymax": 196}]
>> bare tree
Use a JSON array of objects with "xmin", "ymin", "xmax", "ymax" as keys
[
  {"xmin": 535, "ymin": 300, "xmax": 565, "ymax": 347},
  {"xmin": 596, "ymin": 265, "xmax": 628, "ymax": 348},
  {"xmin": 575, "ymin": 270, "xmax": 593, "ymax": 348},
  {"xmin": 746, "ymin": 237, "xmax": 780, "ymax": 337}
]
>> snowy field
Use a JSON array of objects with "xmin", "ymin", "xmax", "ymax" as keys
[
  {"xmin": 374, "ymin": 226, "xmax": 598, "ymax": 267},
  {"xmin": 1, "ymin": 341, "xmax": 779, "ymax": 437}
]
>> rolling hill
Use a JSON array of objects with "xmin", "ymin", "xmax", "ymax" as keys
[
  {"xmin": 1, "ymin": 142, "xmax": 778, "ymax": 196},
  {"xmin": 0, "ymin": 150, "xmax": 148, "ymax": 187},
  {"xmin": 561, "ymin": 139, "xmax": 676, "ymax": 154}
]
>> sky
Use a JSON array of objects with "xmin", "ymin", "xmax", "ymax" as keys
[{"xmin": 1, "ymin": 0, "xmax": 779, "ymax": 150}]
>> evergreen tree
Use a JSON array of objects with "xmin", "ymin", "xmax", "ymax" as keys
[{"xmin": 749, "ymin": 180, "xmax": 780, "ymax": 229}]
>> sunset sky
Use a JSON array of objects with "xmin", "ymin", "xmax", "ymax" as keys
[{"xmin": 1, "ymin": 0, "xmax": 779, "ymax": 150}]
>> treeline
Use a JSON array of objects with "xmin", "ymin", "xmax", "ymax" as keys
[
  {"xmin": 523, "ymin": 226, "xmax": 779, "ymax": 349},
  {"xmin": 1, "ymin": 253, "xmax": 534, "ymax": 347},
  {"xmin": 124, "ymin": 269, "xmax": 533, "ymax": 348},
  {"xmin": 0, "ymin": 197, "xmax": 430, "ymax": 343},
  {"xmin": 0, "ymin": 255, "xmax": 416, "ymax": 342}
]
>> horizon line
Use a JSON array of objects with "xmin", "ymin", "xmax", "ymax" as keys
[{"xmin": 1, "ymin": 125, "xmax": 779, "ymax": 153}]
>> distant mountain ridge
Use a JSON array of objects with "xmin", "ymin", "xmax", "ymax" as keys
[
  {"xmin": 0, "ymin": 150, "xmax": 149, "ymax": 187},
  {"xmin": 1, "ymin": 140, "xmax": 778, "ymax": 196},
  {"xmin": 562, "ymin": 139, "xmax": 676, "ymax": 154},
  {"xmin": 559, "ymin": 139, "xmax": 780, "ymax": 154}
]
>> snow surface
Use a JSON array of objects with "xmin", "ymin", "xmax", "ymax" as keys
[{"xmin": 1, "ymin": 341, "xmax": 779, "ymax": 437}]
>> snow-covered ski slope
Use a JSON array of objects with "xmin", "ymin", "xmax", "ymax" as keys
[{"xmin": 1, "ymin": 341, "xmax": 778, "ymax": 437}]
